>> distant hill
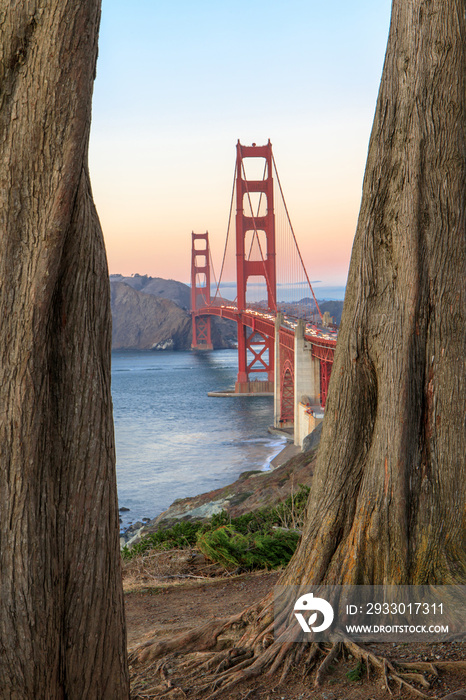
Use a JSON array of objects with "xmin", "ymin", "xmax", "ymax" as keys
[
  {"xmin": 292, "ymin": 297, "xmax": 345, "ymax": 326},
  {"xmin": 111, "ymin": 281, "xmax": 191, "ymax": 350},
  {"xmin": 110, "ymin": 279, "xmax": 236, "ymax": 351},
  {"xmin": 110, "ymin": 274, "xmax": 191, "ymax": 310},
  {"xmin": 318, "ymin": 300, "xmax": 344, "ymax": 326}
]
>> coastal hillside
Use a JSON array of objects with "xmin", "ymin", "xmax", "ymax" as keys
[
  {"xmin": 110, "ymin": 280, "xmax": 236, "ymax": 351},
  {"xmin": 297, "ymin": 297, "xmax": 344, "ymax": 325},
  {"xmin": 110, "ymin": 274, "xmax": 191, "ymax": 309},
  {"xmin": 111, "ymin": 281, "xmax": 192, "ymax": 350}
]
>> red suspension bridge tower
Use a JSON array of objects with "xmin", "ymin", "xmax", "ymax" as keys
[
  {"xmin": 235, "ymin": 140, "xmax": 276, "ymax": 393},
  {"xmin": 190, "ymin": 140, "xmax": 337, "ymax": 433},
  {"xmin": 191, "ymin": 231, "xmax": 213, "ymax": 350}
]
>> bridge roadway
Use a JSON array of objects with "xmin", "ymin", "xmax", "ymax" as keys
[
  {"xmin": 193, "ymin": 304, "xmax": 337, "ymax": 446},
  {"xmin": 194, "ymin": 304, "xmax": 337, "ymax": 360}
]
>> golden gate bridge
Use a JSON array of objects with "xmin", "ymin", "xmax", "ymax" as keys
[{"xmin": 190, "ymin": 140, "xmax": 338, "ymax": 445}]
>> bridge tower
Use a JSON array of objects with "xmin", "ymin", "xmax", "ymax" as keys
[
  {"xmin": 191, "ymin": 231, "xmax": 213, "ymax": 350},
  {"xmin": 235, "ymin": 140, "xmax": 276, "ymax": 393}
]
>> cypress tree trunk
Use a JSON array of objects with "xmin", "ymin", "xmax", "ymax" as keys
[
  {"xmin": 284, "ymin": 0, "xmax": 465, "ymax": 587},
  {"xmin": 0, "ymin": 2, "xmax": 129, "ymax": 697}
]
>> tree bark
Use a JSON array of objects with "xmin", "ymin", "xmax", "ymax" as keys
[
  {"xmin": 0, "ymin": 2, "xmax": 129, "ymax": 697},
  {"xmin": 284, "ymin": 0, "xmax": 465, "ymax": 587}
]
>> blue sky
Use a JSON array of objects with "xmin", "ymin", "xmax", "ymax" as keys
[{"xmin": 89, "ymin": 0, "xmax": 392, "ymax": 288}]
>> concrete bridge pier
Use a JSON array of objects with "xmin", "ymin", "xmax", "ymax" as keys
[
  {"xmin": 293, "ymin": 320, "xmax": 323, "ymax": 447},
  {"xmin": 273, "ymin": 313, "xmax": 284, "ymax": 430},
  {"xmin": 273, "ymin": 315, "xmax": 324, "ymax": 446}
]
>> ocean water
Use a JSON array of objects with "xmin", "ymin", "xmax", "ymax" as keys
[{"xmin": 111, "ymin": 350, "xmax": 285, "ymax": 531}]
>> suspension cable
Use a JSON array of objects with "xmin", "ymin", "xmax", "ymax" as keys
[
  {"xmin": 209, "ymin": 247, "xmax": 219, "ymax": 304},
  {"xmin": 211, "ymin": 161, "xmax": 237, "ymax": 303},
  {"xmin": 271, "ymin": 153, "xmax": 322, "ymax": 321}
]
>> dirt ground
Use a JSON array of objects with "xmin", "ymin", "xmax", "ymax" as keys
[{"xmin": 124, "ymin": 552, "xmax": 465, "ymax": 700}]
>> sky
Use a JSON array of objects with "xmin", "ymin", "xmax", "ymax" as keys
[{"xmin": 89, "ymin": 0, "xmax": 393, "ymax": 295}]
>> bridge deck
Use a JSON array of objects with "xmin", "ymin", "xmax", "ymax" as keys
[{"xmin": 193, "ymin": 304, "xmax": 337, "ymax": 360}]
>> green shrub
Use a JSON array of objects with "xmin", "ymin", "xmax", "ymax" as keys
[
  {"xmin": 197, "ymin": 524, "xmax": 300, "ymax": 571},
  {"xmin": 121, "ymin": 484, "xmax": 310, "ymax": 567},
  {"xmin": 121, "ymin": 520, "xmax": 202, "ymax": 560},
  {"xmin": 201, "ymin": 484, "xmax": 310, "ymax": 536}
]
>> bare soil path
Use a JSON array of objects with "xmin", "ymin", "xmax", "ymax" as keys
[
  {"xmin": 124, "ymin": 565, "xmax": 465, "ymax": 700},
  {"xmin": 125, "ymin": 570, "xmax": 279, "ymax": 651}
]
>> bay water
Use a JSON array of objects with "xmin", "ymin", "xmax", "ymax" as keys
[{"xmin": 112, "ymin": 350, "xmax": 285, "ymax": 531}]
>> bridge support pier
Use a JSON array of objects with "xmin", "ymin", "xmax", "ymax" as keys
[
  {"xmin": 293, "ymin": 320, "xmax": 323, "ymax": 447},
  {"xmin": 273, "ymin": 314, "xmax": 295, "ymax": 429},
  {"xmin": 234, "ymin": 315, "xmax": 274, "ymax": 394},
  {"xmin": 192, "ymin": 316, "xmax": 213, "ymax": 351},
  {"xmin": 273, "ymin": 313, "xmax": 283, "ymax": 428}
]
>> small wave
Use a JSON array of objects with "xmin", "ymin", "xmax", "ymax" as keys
[
  {"xmin": 240, "ymin": 438, "xmax": 272, "ymax": 444},
  {"xmin": 261, "ymin": 438, "xmax": 287, "ymax": 471}
]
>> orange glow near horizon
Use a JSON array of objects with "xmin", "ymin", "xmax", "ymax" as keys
[
  {"xmin": 95, "ymin": 134, "xmax": 364, "ymax": 289},
  {"xmin": 102, "ymin": 211, "xmax": 356, "ymax": 288},
  {"xmin": 92, "ymin": 116, "xmax": 370, "ymax": 293},
  {"xmin": 98, "ymin": 172, "xmax": 359, "ymax": 288}
]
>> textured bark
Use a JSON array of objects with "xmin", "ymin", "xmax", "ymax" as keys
[
  {"xmin": 0, "ymin": 2, "xmax": 129, "ymax": 698},
  {"xmin": 284, "ymin": 0, "xmax": 465, "ymax": 587}
]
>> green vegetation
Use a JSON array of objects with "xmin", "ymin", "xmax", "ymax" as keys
[
  {"xmin": 346, "ymin": 661, "xmax": 365, "ymax": 682},
  {"xmin": 197, "ymin": 525, "xmax": 300, "ymax": 570},
  {"xmin": 121, "ymin": 521, "xmax": 201, "ymax": 559},
  {"xmin": 121, "ymin": 484, "xmax": 310, "ymax": 571}
]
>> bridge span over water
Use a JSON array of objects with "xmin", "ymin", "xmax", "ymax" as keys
[{"xmin": 190, "ymin": 141, "xmax": 338, "ymax": 447}]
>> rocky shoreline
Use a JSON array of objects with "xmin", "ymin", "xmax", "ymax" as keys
[{"xmin": 120, "ymin": 424, "xmax": 322, "ymax": 550}]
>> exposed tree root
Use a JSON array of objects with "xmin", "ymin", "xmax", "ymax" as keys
[
  {"xmin": 129, "ymin": 590, "xmax": 466, "ymax": 699},
  {"xmin": 302, "ymin": 642, "xmax": 323, "ymax": 677},
  {"xmin": 343, "ymin": 638, "xmax": 435, "ymax": 698},
  {"xmin": 130, "ymin": 613, "xmax": 466, "ymax": 700},
  {"xmin": 128, "ymin": 611, "xmax": 246, "ymax": 666},
  {"xmin": 314, "ymin": 640, "xmax": 342, "ymax": 686}
]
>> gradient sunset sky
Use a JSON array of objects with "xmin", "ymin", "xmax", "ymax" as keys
[{"xmin": 89, "ymin": 0, "xmax": 392, "ymax": 295}]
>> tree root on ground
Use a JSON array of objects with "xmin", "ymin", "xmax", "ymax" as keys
[
  {"xmin": 343, "ymin": 638, "xmax": 435, "ymax": 698},
  {"xmin": 129, "ymin": 614, "xmax": 466, "ymax": 699},
  {"xmin": 128, "ymin": 612, "xmax": 246, "ymax": 666}
]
